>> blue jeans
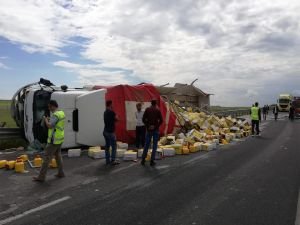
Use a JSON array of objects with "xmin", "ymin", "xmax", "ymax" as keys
[
  {"xmin": 142, "ymin": 130, "xmax": 159, "ymax": 161},
  {"xmin": 103, "ymin": 131, "xmax": 117, "ymax": 164}
]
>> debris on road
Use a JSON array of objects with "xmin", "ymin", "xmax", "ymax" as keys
[
  {"xmin": 68, "ymin": 149, "xmax": 82, "ymax": 158},
  {"xmin": 88, "ymin": 146, "xmax": 105, "ymax": 159},
  {"xmin": 157, "ymin": 109, "xmax": 251, "ymax": 155}
]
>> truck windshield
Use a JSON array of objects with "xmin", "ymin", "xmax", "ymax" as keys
[
  {"xmin": 33, "ymin": 90, "xmax": 51, "ymax": 143},
  {"xmin": 279, "ymin": 99, "xmax": 290, "ymax": 104}
]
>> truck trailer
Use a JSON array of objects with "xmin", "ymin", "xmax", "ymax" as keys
[{"xmin": 292, "ymin": 97, "xmax": 300, "ymax": 118}]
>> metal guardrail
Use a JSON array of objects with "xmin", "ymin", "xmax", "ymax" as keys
[
  {"xmin": 0, "ymin": 128, "xmax": 22, "ymax": 140},
  {"xmin": 213, "ymin": 109, "xmax": 250, "ymax": 118}
]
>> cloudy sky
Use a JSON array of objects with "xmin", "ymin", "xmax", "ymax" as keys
[{"xmin": 1, "ymin": 0, "xmax": 300, "ymax": 106}]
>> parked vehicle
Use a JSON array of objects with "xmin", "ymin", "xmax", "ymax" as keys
[
  {"xmin": 277, "ymin": 94, "xmax": 292, "ymax": 112},
  {"xmin": 292, "ymin": 97, "xmax": 300, "ymax": 118}
]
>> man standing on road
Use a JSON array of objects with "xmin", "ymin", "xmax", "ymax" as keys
[
  {"xmin": 262, "ymin": 105, "xmax": 267, "ymax": 120},
  {"xmin": 33, "ymin": 100, "xmax": 65, "ymax": 182},
  {"xmin": 273, "ymin": 105, "xmax": 279, "ymax": 121},
  {"xmin": 103, "ymin": 100, "xmax": 120, "ymax": 166},
  {"xmin": 135, "ymin": 103, "xmax": 146, "ymax": 149},
  {"xmin": 141, "ymin": 100, "xmax": 163, "ymax": 166},
  {"xmin": 251, "ymin": 102, "xmax": 261, "ymax": 136},
  {"xmin": 289, "ymin": 104, "xmax": 295, "ymax": 121}
]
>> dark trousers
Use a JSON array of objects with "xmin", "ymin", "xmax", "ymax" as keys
[
  {"xmin": 263, "ymin": 113, "xmax": 267, "ymax": 120},
  {"xmin": 38, "ymin": 144, "xmax": 64, "ymax": 181},
  {"xmin": 135, "ymin": 126, "xmax": 146, "ymax": 148},
  {"xmin": 103, "ymin": 131, "xmax": 117, "ymax": 164},
  {"xmin": 251, "ymin": 120, "xmax": 260, "ymax": 135},
  {"xmin": 142, "ymin": 130, "xmax": 159, "ymax": 161}
]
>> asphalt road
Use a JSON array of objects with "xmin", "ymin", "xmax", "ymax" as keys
[{"xmin": 1, "ymin": 114, "xmax": 300, "ymax": 225}]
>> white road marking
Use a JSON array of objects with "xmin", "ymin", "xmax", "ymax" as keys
[
  {"xmin": 295, "ymin": 189, "xmax": 300, "ymax": 225},
  {"xmin": 155, "ymin": 165, "xmax": 170, "ymax": 170},
  {"xmin": 81, "ymin": 177, "xmax": 99, "ymax": 185},
  {"xmin": 110, "ymin": 163, "xmax": 137, "ymax": 174},
  {"xmin": 0, "ymin": 196, "xmax": 71, "ymax": 225},
  {"xmin": 183, "ymin": 153, "xmax": 210, "ymax": 165}
]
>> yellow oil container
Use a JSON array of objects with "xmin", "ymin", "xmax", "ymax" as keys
[
  {"xmin": 221, "ymin": 139, "xmax": 229, "ymax": 145},
  {"xmin": 205, "ymin": 129, "xmax": 213, "ymax": 135},
  {"xmin": 6, "ymin": 160, "xmax": 16, "ymax": 170},
  {"xmin": 145, "ymin": 152, "xmax": 151, "ymax": 161},
  {"xmin": 15, "ymin": 158, "xmax": 25, "ymax": 173},
  {"xmin": 49, "ymin": 158, "xmax": 57, "ymax": 168},
  {"xmin": 172, "ymin": 144, "xmax": 183, "ymax": 155},
  {"xmin": 0, "ymin": 160, "xmax": 7, "ymax": 169},
  {"xmin": 182, "ymin": 146, "xmax": 190, "ymax": 155},
  {"xmin": 33, "ymin": 155, "xmax": 43, "ymax": 168},
  {"xmin": 223, "ymin": 128, "xmax": 230, "ymax": 133},
  {"xmin": 189, "ymin": 145, "xmax": 198, "ymax": 153},
  {"xmin": 19, "ymin": 154, "xmax": 28, "ymax": 162}
]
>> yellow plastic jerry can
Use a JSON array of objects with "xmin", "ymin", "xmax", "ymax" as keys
[
  {"xmin": 172, "ymin": 144, "xmax": 183, "ymax": 155},
  {"xmin": 221, "ymin": 139, "xmax": 229, "ymax": 145},
  {"xmin": 33, "ymin": 155, "xmax": 43, "ymax": 168},
  {"xmin": 0, "ymin": 160, "xmax": 7, "ymax": 169},
  {"xmin": 49, "ymin": 158, "xmax": 57, "ymax": 168},
  {"xmin": 189, "ymin": 145, "xmax": 197, "ymax": 153},
  {"xmin": 15, "ymin": 158, "xmax": 25, "ymax": 173},
  {"xmin": 145, "ymin": 152, "xmax": 151, "ymax": 161},
  {"xmin": 6, "ymin": 160, "xmax": 16, "ymax": 170},
  {"xmin": 19, "ymin": 154, "xmax": 28, "ymax": 162},
  {"xmin": 182, "ymin": 146, "xmax": 190, "ymax": 155}
]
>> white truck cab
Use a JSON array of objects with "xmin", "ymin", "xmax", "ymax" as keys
[{"xmin": 11, "ymin": 79, "xmax": 106, "ymax": 148}]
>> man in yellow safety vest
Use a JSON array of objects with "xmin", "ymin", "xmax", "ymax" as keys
[
  {"xmin": 251, "ymin": 102, "xmax": 262, "ymax": 136},
  {"xmin": 33, "ymin": 100, "xmax": 65, "ymax": 182}
]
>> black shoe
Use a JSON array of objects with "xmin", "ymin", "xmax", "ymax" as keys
[
  {"xmin": 150, "ymin": 160, "xmax": 156, "ymax": 167},
  {"xmin": 32, "ymin": 177, "xmax": 45, "ymax": 183},
  {"xmin": 111, "ymin": 160, "xmax": 120, "ymax": 166},
  {"xmin": 54, "ymin": 174, "xmax": 65, "ymax": 178},
  {"xmin": 141, "ymin": 159, "xmax": 145, "ymax": 166}
]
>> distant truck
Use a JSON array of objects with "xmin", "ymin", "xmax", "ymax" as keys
[
  {"xmin": 292, "ymin": 97, "xmax": 300, "ymax": 118},
  {"xmin": 277, "ymin": 94, "xmax": 292, "ymax": 112}
]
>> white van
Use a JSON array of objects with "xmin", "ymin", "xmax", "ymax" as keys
[{"xmin": 11, "ymin": 79, "xmax": 107, "ymax": 148}]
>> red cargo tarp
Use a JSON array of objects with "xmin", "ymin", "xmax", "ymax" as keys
[{"xmin": 93, "ymin": 84, "xmax": 178, "ymax": 144}]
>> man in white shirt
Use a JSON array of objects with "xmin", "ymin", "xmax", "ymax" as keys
[{"xmin": 135, "ymin": 103, "xmax": 146, "ymax": 148}]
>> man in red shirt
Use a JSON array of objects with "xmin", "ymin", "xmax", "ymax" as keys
[{"xmin": 141, "ymin": 100, "xmax": 163, "ymax": 166}]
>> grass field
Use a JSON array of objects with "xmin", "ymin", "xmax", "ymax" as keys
[
  {"xmin": 0, "ymin": 100, "xmax": 17, "ymax": 128},
  {"xmin": 0, "ymin": 100, "xmax": 27, "ymax": 149}
]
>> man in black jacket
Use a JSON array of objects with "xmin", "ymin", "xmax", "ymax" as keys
[{"xmin": 141, "ymin": 100, "xmax": 163, "ymax": 166}]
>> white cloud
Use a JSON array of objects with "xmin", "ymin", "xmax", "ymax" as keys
[
  {"xmin": 53, "ymin": 60, "xmax": 131, "ymax": 85},
  {"xmin": 0, "ymin": 62, "xmax": 9, "ymax": 70},
  {"xmin": 1, "ymin": 0, "xmax": 300, "ymax": 105}
]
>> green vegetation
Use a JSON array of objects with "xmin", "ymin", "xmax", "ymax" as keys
[
  {"xmin": 0, "ymin": 100, "xmax": 26, "ymax": 150},
  {"xmin": 0, "ymin": 100, "xmax": 17, "ymax": 128},
  {"xmin": 0, "ymin": 138, "xmax": 27, "ymax": 150},
  {"xmin": 0, "ymin": 100, "xmax": 11, "ymax": 106}
]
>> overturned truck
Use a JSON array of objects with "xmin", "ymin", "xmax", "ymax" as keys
[{"xmin": 11, "ymin": 79, "xmax": 177, "ymax": 148}]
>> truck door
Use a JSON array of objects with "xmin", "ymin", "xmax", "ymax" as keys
[{"xmin": 75, "ymin": 89, "xmax": 107, "ymax": 146}]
